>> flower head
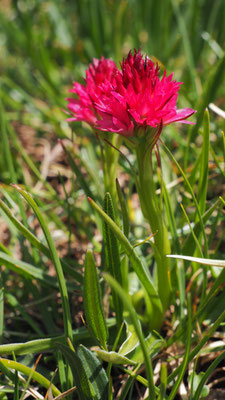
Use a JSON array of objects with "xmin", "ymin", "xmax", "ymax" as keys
[
  {"xmin": 66, "ymin": 57, "xmax": 118, "ymax": 126},
  {"xmin": 95, "ymin": 49, "xmax": 195, "ymax": 137},
  {"xmin": 66, "ymin": 50, "xmax": 195, "ymax": 143}
]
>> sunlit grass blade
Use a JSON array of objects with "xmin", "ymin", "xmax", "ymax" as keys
[
  {"xmin": 167, "ymin": 254, "xmax": 225, "ymax": 268},
  {"xmin": 0, "ymin": 358, "xmax": 61, "ymax": 396},
  {"xmin": 103, "ymin": 272, "xmax": 156, "ymax": 400},
  {"xmin": 83, "ymin": 250, "xmax": 108, "ymax": 349},
  {"xmin": 88, "ymin": 196, "xmax": 163, "ymax": 329},
  {"xmin": 103, "ymin": 192, "xmax": 123, "ymax": 328},
  {"xmin": 0, "ymin": 198, "xmax": 83, "ymax": 284}
]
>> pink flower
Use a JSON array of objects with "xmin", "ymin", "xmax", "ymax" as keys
[
  {"xmin": 66, "ymin": 57, "xmax": 118, "ymax": 126},
  {"xmin": 95, "ymin": 49, "xmax": 195, "ymax": 137}
]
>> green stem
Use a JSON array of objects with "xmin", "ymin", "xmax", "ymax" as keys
[
  {"xmin": 136, "ymin": 142, "xmax": 171, "ymax": 313},
  {"xmin": 103, "ymin": 133, "xmax": 121, "ymax": 217}
]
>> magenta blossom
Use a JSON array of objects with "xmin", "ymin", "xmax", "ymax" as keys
[
  {"xmin": 66, "ymin": 56, "xmax": 118, "ymax": 126},
  {"xmin": 67, "ymin": 50, "xmax": 195, "ymax": 139},
  {"xmin": 94, "ymin": 49, "xmax": 195, "ymax": 136}
]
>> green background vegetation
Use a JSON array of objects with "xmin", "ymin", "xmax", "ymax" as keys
[{"xmin": 0, "ymin": 0, "xmax": 225, "ymax": 399}]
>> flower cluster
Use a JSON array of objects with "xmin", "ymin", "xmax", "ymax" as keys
[
  {"xmin": 67, "ymin": 56, "xmax": 117, "ymax": 126},
  {"xmin": 67, "ymin": 49, "xmax": 195, "ymax": 138}
]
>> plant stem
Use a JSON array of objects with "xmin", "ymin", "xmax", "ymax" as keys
[
  {"xmin": 103, "ymin": 133, "xmax": 121, "ymax": 217},
  {"xmin": 136, "ymin": 142, "xmax": 171, "ymax": 314}
]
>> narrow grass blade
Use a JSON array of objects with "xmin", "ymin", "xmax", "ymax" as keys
[
  {"xmin": 0, "ymin": 358, "xmax": 61, "ymax": 396},
  {"xmin": 162, "ymin": 180, "xmax": 180, "ymax": 254},
  {"xmin": 193, "ymin": 350, "xmax": 225, "ymax": 400},
  {"xmin": 57, "ymin": 350, "xmax": 67, "ymax": 393},
  {"xmin": 88, "ymin": 197, "xmax": 163, "ymax": 329},
  {"xmin": 0, "ymin": 198, "xmax": 83, "ymax": 284},
  {"xmin": 12, "ymin": 353, "xmax": 19, "ymax": 400},
  {"xmin": 180, "ymin": 203, "xmax": 203, "ymax": 257},
  {"xmin": 158, "ymin": 363, "xmax": 167, "ymax": 400},
  {"xmin": 116, "ymin": 178, "xmax": 130, "ymax": 238},
  {"xmin": 103, "ymin": 192, "xmax": 123, "ymax": 328},
  {"xmin": 160, "ymin": 140, "xmax": 208, "ymax": 257},
  {"xmin": 168, "ymin": 294, "xmax": 192, "ymax": 400},
  {"xmin": 167, "ymin": 255, "xmax": 225, "ymax": 268},
  {"xmin": 167, "ymin": 309, "xmax": 225, "ymax": 384},
  {"xmin": 104, "ymin": 273, "xmax": 156, "ymax": 400},
  {"xmin": 197, "ymin": 109, "xmax": 210, "ymax": 215},
  {"xmin": 11, "ymin": 184, "xmax": 73, "ymax": 343},
  {"xmin": 183, "ymin": 197, "xmax": 221, "ymax": 256},
  {"xmin": 83, "ymin": 250, "xmax": 108, "ymax": 350}
]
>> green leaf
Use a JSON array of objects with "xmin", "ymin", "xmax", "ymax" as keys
[
  {"xmin": 96, "ymin": 349, "xmax": 136, "ymax": 366},
  {"xmin": 57, "ymin": 343, "xmax": 96, "ymax": 400},
  {"xmin": 0, "ymin": 358, "xmax": 61, "ymax": 396},
  {"xmin": 103, "ymin": 273, "xmax": 156, "ymax": 400},
  {"xmin": 77, "ymin": 345, "xmax": 109, "ymax": 400},
  {"xmin": 88, "ymin": 197, "xmax": 163, "ymax": 329},
  {"xmin": 189, "ymin": 372, "xmax": 209, "ymax": 399},
  {"xmin": 83, "ymin": 250, "xmax": 108, "ymax": 349},
  {"xmin": 103, "ymin": 192, "xmax": 123, "ymax": 328},
  {"xmin": 119, "ymin": 330, "xmax": 164, "ymax": 364}
]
